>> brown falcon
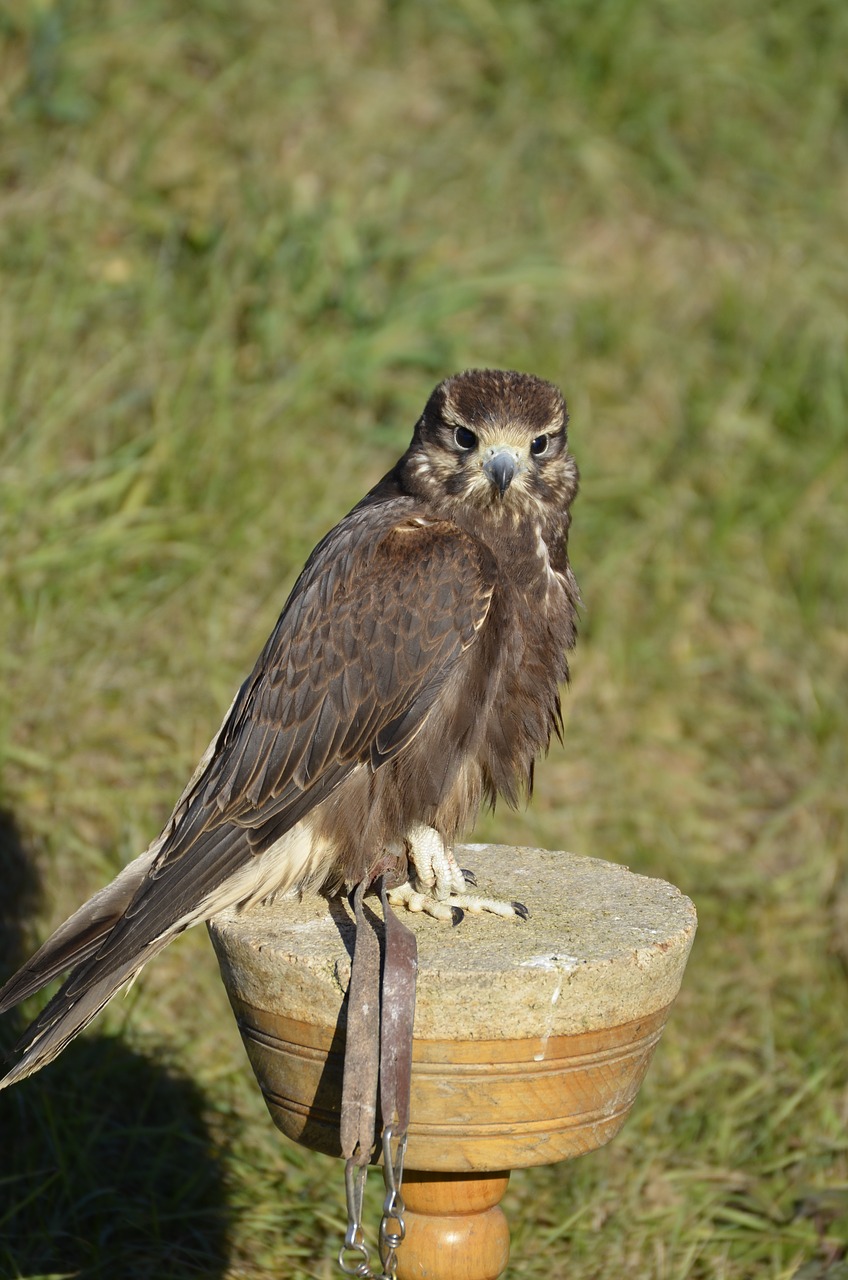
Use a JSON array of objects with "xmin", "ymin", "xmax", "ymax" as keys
[{"xmin": 0, "ymin": 368, "xmax": 579, "ymax": 1087}]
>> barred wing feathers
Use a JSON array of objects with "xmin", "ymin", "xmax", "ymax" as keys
[{"xmin": 0, "ymin": 512, "xmax": 496, "ymax": 1086}]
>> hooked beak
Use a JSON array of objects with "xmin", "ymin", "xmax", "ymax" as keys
[{"xmin": 482, "ymin": 447, "xmax": 519, "ymax": 497}]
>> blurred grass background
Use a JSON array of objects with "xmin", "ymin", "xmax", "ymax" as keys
[{"xmin": 0, "ymin": 0, "xmax": 846, "ymax": 1276}]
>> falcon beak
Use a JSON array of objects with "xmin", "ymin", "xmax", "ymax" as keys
[{"xmin": 482, "ymin": 446, "xmax": 520, "ymax": 497}]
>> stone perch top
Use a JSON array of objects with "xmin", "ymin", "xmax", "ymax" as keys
[{"xmin": 210, "ymin": 845, "xmax": 697, "ymax": 1041}]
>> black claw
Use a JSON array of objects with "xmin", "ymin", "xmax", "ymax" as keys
[
  {"xmin": 451, "ymin": 906, "xmax": 465, "ymax": 927},
  {"xmin": 461, "ymin": 868, "xmax": 478, "ymax": 887},
  {"xmin": 511, "ymin": 900, "xmax": 530, "ymax": 920}
]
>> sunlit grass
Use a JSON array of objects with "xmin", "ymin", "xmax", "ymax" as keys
[{"xmin": 0, "ymin": 0, "xmax": 846, "ymax": 1276}]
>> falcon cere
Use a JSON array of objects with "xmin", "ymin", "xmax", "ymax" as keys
[{"xmin": 0, "ymin": 369, "xmax": 579, "ymax": 1087}]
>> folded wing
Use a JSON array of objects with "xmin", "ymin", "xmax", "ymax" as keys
[{"xmin": 0, "ymin": 511, "xmax": 496, "ymax": 1085}]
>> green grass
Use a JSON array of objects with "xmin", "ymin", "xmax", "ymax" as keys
[{"xmin": 0, "ymin": 0, "xmax": 846, "ymax": 1275}]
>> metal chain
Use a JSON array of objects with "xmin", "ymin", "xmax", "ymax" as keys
[
  {"xmin": 378, "ymin": 1124, "xmax": 408, "ymax": 1278},
  {"xmin": 338, "ymin": 1160, "xmax": 372, "ymax": 1277},
  {"xmin": 338, "ymin": 1126, "xmax": 409, "ymax": 1279}
]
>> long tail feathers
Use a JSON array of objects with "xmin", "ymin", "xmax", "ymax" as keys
[
  {"xmin": 0, "ymin": 845, "xmax": 159, "ymax": 1018},
  {"xmin": 0, "ymin": 842, "xmax": 171, "ymax": 1088},
  {"xmin": 0, "ymin": 946, "xmax": 166, "ymax": 1090},
  {"xmin": 0, "ymin": 815, "xmax": 318, "ymax": 1088},
  {"xmin": 0, "ymin": 702, "xmax": 246, "ymax": 1077}
]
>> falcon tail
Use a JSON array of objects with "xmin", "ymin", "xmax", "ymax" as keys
[
  {"xmin": 0, "ymin": 816, "xmax": 324, "ymax": 1089},
  {"xmin": 0, "ymin": 846, "xmax": 159, "ymax": 1016},
  {"xmin": 0, "ymin": 844, "xmax": 162, "ymax": 1088},
  {"xmin": 0, "ymin": 947, "xmax": 166, "ymax": 1090}
]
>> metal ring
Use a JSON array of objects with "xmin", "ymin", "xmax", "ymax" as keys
[{"xmin": 338, "ymin": 1240, "xmax": 372, "ymax": 1277}]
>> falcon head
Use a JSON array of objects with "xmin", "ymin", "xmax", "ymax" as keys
[{"xmin": 402, "ymin": 369, "xmax": 578, "ymax": 521}]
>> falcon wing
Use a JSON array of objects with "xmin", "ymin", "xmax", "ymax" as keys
[
  {"xmin": 0, "ymin": 511, "xmax": 496, "ymax": 1082},
  {"xmin": 166, "ymin": 510, "xmax": 496, "ymax": 856}
]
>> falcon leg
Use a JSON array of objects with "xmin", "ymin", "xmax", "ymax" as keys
[{"xmin": 386, "ymin": 824, "xmax": 528, "ymax": 922}]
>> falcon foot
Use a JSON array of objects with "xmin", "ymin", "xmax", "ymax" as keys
[
  {"xmin": 387, "ymin": 824, "xmax": 530, "ymax": 923},
  {"xmin": 386, "ymin": 879, "xmax": 528, "ymax": 923}
]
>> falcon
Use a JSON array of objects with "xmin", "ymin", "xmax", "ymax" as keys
[{"xmin": 0, "ymin": 368, "xmax": 579, "ymax": 1087}]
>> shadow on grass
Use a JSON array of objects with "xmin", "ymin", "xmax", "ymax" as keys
[{"xmin": 0, "ymin": 809, "xmax": 233, "ymax": 1279}]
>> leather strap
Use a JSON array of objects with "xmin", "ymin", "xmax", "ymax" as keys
[
  {"xmin": 379, "ymin": 878, "xmax": 417, "ymax": 1137},
  {"xmin": 340, "ymin": 880, "xmax": 381, "ymax": 1166},
  {"xmin": 339, "ymin": 877, "xmax": 418, "ymax": 1163}
]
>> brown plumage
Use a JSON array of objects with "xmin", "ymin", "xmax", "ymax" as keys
[{"xmin": 0, "ymin": 368, "xmax": 579, "ymax": 1087}]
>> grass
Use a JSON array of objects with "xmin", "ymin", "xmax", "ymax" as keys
[{"xmin": 0, "ymin": 0, "xmax": 846, "ymax": 1275}]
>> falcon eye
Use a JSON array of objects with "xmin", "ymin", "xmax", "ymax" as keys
[
  {"xmin": 530, "ymin": 433, "xmax": 549, "ymax": 457},
  {"xmin": 454, "ymin": 426, "xmax": 477, "ymax": 451}
]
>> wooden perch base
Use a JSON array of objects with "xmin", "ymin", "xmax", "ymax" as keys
[{"xmin": 209, "ymin": 846, "xmax": 696, "ymax": 1279}]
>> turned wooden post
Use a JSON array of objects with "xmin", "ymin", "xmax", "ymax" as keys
[
  {"xmin": 208, "ymin": 846, "xmax": 696, "ymax": 1279},
  {"xmin": 399, "ymin": 1171, "xmax": 511, "ymax": 1280}
]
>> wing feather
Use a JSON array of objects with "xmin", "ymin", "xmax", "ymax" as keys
[
  {"xmin": 0, "ymin": 506, "xmax": 497, "ymax": 1086},
  {"xmin": 185, "ymin": 513, "xmax": 496, "ymax": 831}
]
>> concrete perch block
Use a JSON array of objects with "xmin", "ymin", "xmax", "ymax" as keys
[{"xmin": 209, "ymin": 846, "xmax": 696, "ymax": 1174}]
